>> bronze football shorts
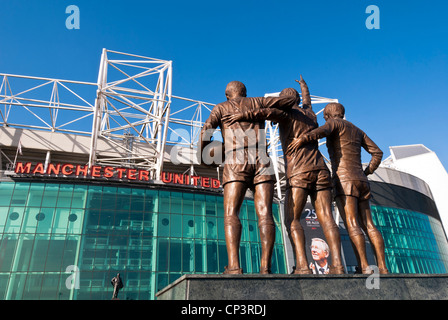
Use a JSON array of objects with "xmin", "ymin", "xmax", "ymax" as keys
[
  {"xmin": 222, "ymin": 154, "xmax": 275, "ymax": 187},
  {"xmin": 287, "ymin": 169, "xmax": 332, "ymax": 191},
  {"xmin": 334, "ymin": 179, "xmax": 371, "ymax": 201}
]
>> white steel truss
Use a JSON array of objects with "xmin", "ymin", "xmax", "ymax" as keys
[
  {"xmin": 89, "ymin": 49, "xmax": 173, "ymax": 179},
  {"xmin": 0, "ymin": 73, "xmax": 96, "ymax": 134},
  {"xmin": 0, "ymin": 49, "xmax": 337, "ymax": 200}
]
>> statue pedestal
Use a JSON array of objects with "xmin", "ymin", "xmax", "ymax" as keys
[{"xmin": 156, "ymin": 273, "xmax": 448, "ymax": 300}]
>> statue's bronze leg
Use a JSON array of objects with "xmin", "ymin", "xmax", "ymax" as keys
[
  {"xmin": 336, "ymin": 195, "xmax": 371, "ymax": 274},
  {"xmin": 336, "ymin": 200, "xmax": 362, "ymax": 272},
  {"xmin": 313, "ymin": 189, "xmax": 344, "ymax": 274},
  {"xmin": 223, "ymin": 181, "xmax": 247, "ymax": 274},
  {"xmin": 283, "ymin": 189, "xmax": 297, "ymax": 272},
  {"xmin": 253, "ymin": 182, "xmax": 275, "ymax": 274},
  {"xmin": 289, "ymin": 187, "xmax": 312, "ymax": 274},
  {"xmin": 358, "ymin": 200, "xmax": 389, "ymax": 274}
]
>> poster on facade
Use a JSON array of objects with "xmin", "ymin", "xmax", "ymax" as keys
[{"xmin": 300, "ymin": 202, "xmax": 333, "ymax": 274}]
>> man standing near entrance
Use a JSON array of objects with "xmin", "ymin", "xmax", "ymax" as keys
[{"xmin": 199, "ymin": 81, "xmax": 296, "ymax": 274}]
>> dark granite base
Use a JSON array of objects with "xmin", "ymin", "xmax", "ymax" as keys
[{"xmin": 156, "ymin": 273, "xmax": 448, "ymax": 300}]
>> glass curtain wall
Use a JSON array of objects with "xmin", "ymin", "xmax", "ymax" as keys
[
  {"xmin": 371, "ymin": 205, "xmax": 448, "ymax": 274},
  {"xmin": 0, "ymin": 182, "xmax": 85, "ymax": 300},
  {"xmin": 0, "ymin": 181, "xmax": 287, "ymax": 300}
]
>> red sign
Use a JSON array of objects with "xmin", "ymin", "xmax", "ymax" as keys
[
  {"xmin": 160, "ymin": 172, "xmax": 221, "ymax": 189},
  {"xmin": 14, "ymin": 162, "xmax": 221, "ymax": 189}
]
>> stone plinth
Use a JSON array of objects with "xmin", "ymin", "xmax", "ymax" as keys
[{"xmin": 156, "ymin": 273, "xmax": 448, "ymax": 300}]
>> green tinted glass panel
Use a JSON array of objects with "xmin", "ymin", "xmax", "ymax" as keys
[
  {"xmin": 371, "ymin": 205, "xmax": 448, "ymax": 274},
  {"xmin": 0, "ymin": 207, "xmax": 8, "ymax": 233},
  {"xmin": 247, "ymin": 201, "xmax": 256, "ymax": 220},
  {"xmin": 53, "ymin": 208, "xmax": 70, "ymax": 233},
  {"xmin": 5, "ymin": 207, "xmax": 25, "ymax": 233},
  {"xmin": 170, "ymin": 192, "xmax": 182, "ymax": 214},
  {"xmin": 170, "ymin": 214, "xmax": 182, "ymax": 238},
  {"xmin": 130, "ymin": 188, "xmax": 145, "ymax": 211},
  {"xmin": 182, "ymin": 215, "xmax": 194, "ymax": 238},
  {"xmin": 87, "ymin": 185, "xmax": 102, "ymax": 208},
  {"xmin": 145, "ymin": 189, "xmax": 158, "ymax": 212},
  {"xmin": 182, "ymin": 193, "xmax": 194, "ymax": 215},
  {"xmin": 42, "ymin": 184, "xmax": 59, "ymax": 207},
  {"xmin": 21, "ymin": 207, "xmax": 40, "ymax": 233},
  {"xmin": 0, "ymin": 234, "xmax": 18, "ymax": 272},
  {"xmin": 56, "ymin": 184, "xmax": 73, "ymax": 208},
  {"xmin": 71, "ymin": 185, "xmax": 87, "ymax": 208},
  {"xmin": 28, "ymin": 183, "xmax": 45, "ymax": 207},
  {"xmin": 101, "ymin": 187, "xmax": 117, "ymax": 210},
  {"xmin": 0, "ymin": 183, "xmax": 14, "ymax": 206},
  {"xmin": 206, "ymin": 217, "xmax": 217, "ymax": 239},
  {"xmin": 0, "ymin": 181, "xmax": 288, "ymax": 300},
  {"xmin": 194, "ymin": 194, "xmax": 205, "ymax": 215},
  {"xmin": 11, "ymin": 183, "xmax": 30, "ymax": 206},
  {"xmin": 158, "ymin": 213, "xmax": 170, "ymax": 237},
  {"xmin": 158, "ymin": 191, "xmax": 170, "ymax": 213}
]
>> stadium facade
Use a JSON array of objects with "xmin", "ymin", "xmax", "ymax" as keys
[{"xmin": 0, "ymin": 50, "xmax": 447, "ymax": 300}]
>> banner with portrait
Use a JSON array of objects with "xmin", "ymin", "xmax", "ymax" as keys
[{"xmin": 299, "ymin": 202, "xmax": 333, "ymax": 274}]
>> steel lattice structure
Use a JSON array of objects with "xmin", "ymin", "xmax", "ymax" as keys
[{"xmin": 0, "ymin": 49, "xmax": 337, "ymax": 200}]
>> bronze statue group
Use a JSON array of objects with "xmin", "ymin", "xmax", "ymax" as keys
[{"xmin": 199, "ymin": 76, "xmax": 388, "ymax": 275}]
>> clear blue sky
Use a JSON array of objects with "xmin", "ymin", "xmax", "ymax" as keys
[{"xmin": 1, "ymin": 1, "xmax": 447, "ymax": 169}]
